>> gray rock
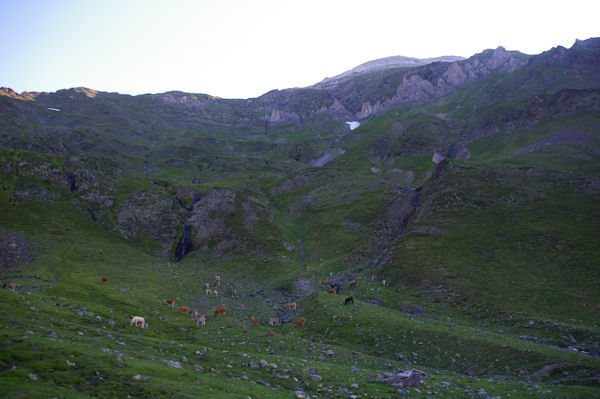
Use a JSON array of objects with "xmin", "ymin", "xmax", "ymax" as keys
[
  {"xmin": 167, "ymin": 360, "xmax": 183, "ymax": 368},
  {"xmin": 372, "ymin": 369, "xmax": 425, "ymax": 388},
  {"xmin": 294, "ymin": 391, "xmax": 310, "ymax": 399}
]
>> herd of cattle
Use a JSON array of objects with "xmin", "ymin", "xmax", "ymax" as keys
[{"xmin": 2, "ymin": 273, "xmax": 390, "ymax": 331}]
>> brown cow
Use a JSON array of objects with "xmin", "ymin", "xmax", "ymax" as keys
[
  {"xmin": 214, "ymin": 307, "xmax": 227, "ymax": 317},
  {"xmin": 294, "ymin": 317, "xmax": 306, "ymax": 328},
  {"xmin": 327, "ymin": 288, "xmax": 336, "ymax": 294},
  {"xmin": 164, "ymin": 299, "xmax": 175, "ymax": 308},
  {"xmin": 319, "ymin": 279, "xmax": 328, "ymax": 285},
  {"xmin": 228, "ymin": 287, "xmax": 237, "ymax": 297},
  {"xmin": 284, "ymin": 302, "xmax": 297, "ymax": 311},
  {"xmin": 178, "ymin": 306, "xmax": 190, "ymax": 314},
  {"xmin": 2, "ymin": 282, "xmax": 16, "ymax": 292},
  {"xmin": 101, "ymin": 277, "xmax": 108, "ymax": 284},
  {"xmin": 250, "ymin": 315, "xmax": 259, "ymax": 326}
]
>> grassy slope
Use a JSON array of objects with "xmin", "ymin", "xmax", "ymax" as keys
[
  {"xmin": 2, "ymin": 51, "xmax": 600, "ymax": 396},
  {"xmin": 2, "ymin": 150, "xmax": 599, "ymax": 397}
]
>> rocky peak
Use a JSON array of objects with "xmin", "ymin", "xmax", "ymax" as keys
[
  {"xmin": 0, "ymin": 87, "xmax": 37, "ymax": 101},
  {"xmin": 315, "ymin": 55, "xmax": 464, "ymax": 88}
]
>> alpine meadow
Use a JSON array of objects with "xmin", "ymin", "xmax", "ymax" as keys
[{"xmin": 1, "ymin": 38, "xmax": 600, "ymax": 398}]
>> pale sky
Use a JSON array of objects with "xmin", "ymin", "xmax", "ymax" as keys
[{"xmin": 1, "ymin": 0, "xmax": 598, "ymax": 99}]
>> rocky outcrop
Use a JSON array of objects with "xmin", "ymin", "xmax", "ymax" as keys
[
  {"xmin": 355, "ymin": 101, "xmax": 386, "ymax": 119},
  {"xmin": 116, "ymin": 191, "xmax": 183, "ymax": 256},
  {"xmin": 0, "ymin": 232, "xmax": 34, "ymax": 269},
  {"xmin": 372, "ymin": 369, "xmax": 426, "ymax": 388},
  {"xmin": 186, "ymin": 188, "xmax": 236, "ymax": 247},
  {"xmin": 264, "ymin": 108, "xmax": 300, "ymax": 124},
  {"xmin": 389, "ymin": 47, "xmax": 529, "ymax": 107}
]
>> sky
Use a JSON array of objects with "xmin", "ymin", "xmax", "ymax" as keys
[{"xmin": 1, "ymin": 0, "xmax": 599, "ymax": 99}]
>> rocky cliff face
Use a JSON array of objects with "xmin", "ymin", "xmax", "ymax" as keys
[{"xmin": 343, "ymin": 47, "xmax": 530, "ymax": 119}]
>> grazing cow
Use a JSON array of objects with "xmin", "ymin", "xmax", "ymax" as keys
[
  {"xmin": 212, "ymin": 289, "xmax": 218, "ymax": 298},
  {"xmin": 194, "ymin": 314, "xmax": 206, "ymax": 327},
  {"xmin": 382, "ymin": 279, "xmax": 388, "ymax": 286},
  {"xmin": 294, "ymin": 317, "xmax": 306, "ymax": 328},
  {"xmin": 2, "ymin": 282, "xmax": 16, "ymax": 292},
  {"xmin": 228, "ymin": 287, "xmax": 237, "ymax": 296},
  {"xmin": 268, "ymin": 318, "xmax": 281, "ymax": 326},
  {"xmin": 319, "ymin": 279, "xmax": 328, "ymax": 285},
  {"xmin": 101, "ymin": 277, "xmax": 108, "ymax": 284},
  {"xmin": 250, "ymin": 315, "xmax": 259, "ymax": 326},
  {"xmin": 284, "ymin": 302, "xmax": 297, "ymax": 311},
  {"xmin": 178, "ymin": 306, "xmax": 190, "ymax": 314},
  {"xmin": 164, "ymin": 299, "xmax": 175, "ymax": 308},
  {"xmin": 205, "ymin": 286, "xmax": 213, "ymax": 296},
  {"xmin": 189, "ymin": 308, "xmax": 199, "ymax": 318},
  {"xmin": 349, "ymin": 280, "xmax": 358, "ymax": 287},
  {"xmin": 327, "ymin": 288, "xmax": 336, "ymax": 294},
  {"xmin": 214, "ymin": 275, "xmax": 221, "ymax": 288},
  {"xmin": 214, "ymin": 307, "xmax": 227, "ymax": 317},
  {"xmin": 344, "ymin": 296, "xmax": 354, "ymax": 305},
  {"xmin": 130, "ymin": 316, "xmax": 145, "ymax": 327}
]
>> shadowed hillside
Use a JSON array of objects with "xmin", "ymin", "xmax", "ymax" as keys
[{"xmin": 1, "ymin": 38, "xmax": 599, "ymax": 398}]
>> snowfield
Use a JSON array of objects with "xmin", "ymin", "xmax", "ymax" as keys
[{"xmin": 346, "ymin": 121, "xmax": 360, "ymax": 130}]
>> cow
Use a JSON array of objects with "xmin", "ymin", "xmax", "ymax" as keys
[
  {"xmin": 284, "ymin": 302, "xmax": 297, "ymax": 311},
  {"xmin": 327, "ymin": 288, "xmax": 336, "ymax": 294},
  {"xmin": 294, "ymin": 317, "xmax": 306, "ymax": 328},
  {"xmin": 178, "ymin": 306, "xmax": 190, "ymax": 314},
  {"xmin": 268, "ymin": 318, "xmax": 281, "ymax": 326},
  {"xmin": 130, "ymin": 316, "xmax": 145, "ymax": 327},
  {"xmin": 214, "ymin": 307, "xmax": 227, "ymax": 317},
  {"xmin": 212, "ymin": 289, "xmax": 218, "ymax": 298},
  {"xmin": 2, "ymin": 282, "xmax": 16, "ymax": 292},
  {"xmin": 250, "ymin": 315, "xmax": 259, "ymax": 326},
  {"xmin": 214, "ymin": 275, "xmax": 221, "ymax": 288},
  {"xmin": 101, "ymin": 277, "xmax": 108, "ymax": 284},
  {"xmin": 164, "ymin": 299, "xmax": 175, "ymax": 308},
  {"xmin": 382, "ymin": 279, "xmax": 388, "ymax": 286},
  {"xmin": 205, "ymin": 286, "xmax": 213, "ymax": 296},
  {"xmin": 344, "ymin": 296, "xmax": 354, "ymax": 305},
  {"xmin": 189, "ymin": 308, "xmax": 199, "ymax": 318},
  {"xmin": 319, "ymin": 279, "xmax": 328, "ymax": 285},
  {"xmin": 349, "ymin": 280, "xmax": 358, "ymax": 287},
  {"xmin": 228, "ymin": 287, "xmax": 237, "ymax": 297},
  {"xmin": 194, "ymin": 314, "xmax": 206, "ymax": 327}
]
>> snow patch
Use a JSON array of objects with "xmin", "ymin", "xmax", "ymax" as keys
[
  {"xmin": 47, "ymin": 108, "xmax": 61, "ymax": 112},
  {"xmin": 346, "ymin": 121, "xmax": 360, "ymax": 130}
]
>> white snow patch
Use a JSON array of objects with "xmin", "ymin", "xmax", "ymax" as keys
[
  {"xmin": 47, "ymin": 108, "xmax": 61, "ymax": 112},
  {"xmin": 346, "ymin": 121, "xmax": 360, "ymax": 130}
]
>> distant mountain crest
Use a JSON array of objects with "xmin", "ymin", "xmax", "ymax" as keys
[{"xmin": 315, "ymin": 55, "xmax": 465, "ymax": 87}]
